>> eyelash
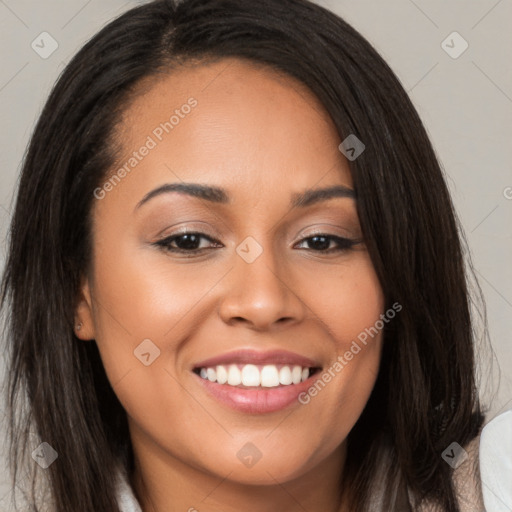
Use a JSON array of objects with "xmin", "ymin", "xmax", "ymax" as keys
[{"xmin": 154, "ymin": 231, "xmax": 360, "ymax": 256}]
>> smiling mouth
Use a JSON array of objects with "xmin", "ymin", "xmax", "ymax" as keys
[{"xmin": 193, "ymin": 363, "xmax": 322, "ymax": 389}]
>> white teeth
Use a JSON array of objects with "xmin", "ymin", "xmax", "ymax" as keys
[
  {"xmin": 241, "ymin": 364, "xmax": 260, "ymax": 386},
  {"xmin": 197, "ymin": 363, "xmax": 313, "ymax": 387},
  {"xmin": 261, "ymin": 365, "xmax": 279, "ymax": 387},
  {"xmin": 227, "ymin": 364, "xmax": 242, "ymax": 386},
  {"xmin": 216, "ymin": 365, "xmax": 228, "ymax": 384},
  {"xmin": 278, "ymin": 366, "xmax": 292, "ymax": 385},
  {"xmin": 291, "ymin": 365, "xmax": 302, "ymax": 385}
]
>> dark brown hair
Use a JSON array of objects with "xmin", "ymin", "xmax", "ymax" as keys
[{"xmin": 1, "ymin": 0, "xmax": 486, "ymax": 510}]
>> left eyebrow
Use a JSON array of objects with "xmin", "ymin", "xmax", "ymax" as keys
[
  {"xmin": 290, "ymin": 185, "xmax": 356, "ymax": 208},
  {"xmin": 134, "ymin": 182, "xmax": 356, "ymax": 211}
]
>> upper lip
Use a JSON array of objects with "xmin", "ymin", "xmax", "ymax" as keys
[{"xmin": 193, "ymin": 349, "xmax": 321, "ymax": 369}]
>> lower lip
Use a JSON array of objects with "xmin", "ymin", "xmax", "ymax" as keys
[{"xmin": 193, "ymin": 372, "xmax": 318, "ymax": 414}]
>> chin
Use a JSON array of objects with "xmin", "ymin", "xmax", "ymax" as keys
[{"xmin": 199, "ymin": 446, "xmax": 325, "ymax": 486}]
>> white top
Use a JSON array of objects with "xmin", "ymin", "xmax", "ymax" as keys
[
  {"xmin": 479, "ymin": 409, "xmax": 512, "ymax": 511},
  {"xmin": 116, "ymin": 410, "xmax": 512, "ymax": 511},
  {"xmin": 116, "ymin": 468, "xmax": 142, "ymax": 512}
]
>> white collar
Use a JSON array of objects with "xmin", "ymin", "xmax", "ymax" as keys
[
  {"xmin": 479, "ymin": 409, "xmax": 512, "ymax": 510},
  {"xmin": 116, "ymin": 468, "xmax": 142, "ymax": 512}
]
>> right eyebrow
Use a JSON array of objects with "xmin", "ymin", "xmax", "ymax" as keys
[{"xmin": 135, "ymin": 182, "xmax": 230, "ymax": 211}]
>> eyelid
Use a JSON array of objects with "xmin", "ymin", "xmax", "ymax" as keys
[
  {"xmin": 154, "ymin": 222, "xmax": 222, "ymax": 241},
  {"xmin": 293, "ymin": 224, "xmax": 358, "ymax": 242}
]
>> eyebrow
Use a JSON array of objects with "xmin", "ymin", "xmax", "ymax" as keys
[{"xmin": 135, "ymin": 182, "xmax": 355, "ymax": 210}]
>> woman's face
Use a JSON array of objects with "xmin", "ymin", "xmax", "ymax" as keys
[{"xmin": 76, "ymin": 58, "xmax": 385, "ymax": 487}]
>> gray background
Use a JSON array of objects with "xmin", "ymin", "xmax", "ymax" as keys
[{"xmin": 0, "ymin": 0, "xmax": 511, "ymax": 508}]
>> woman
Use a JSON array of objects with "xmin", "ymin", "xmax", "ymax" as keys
[{"xmin": 1, "ymin": 0, "xmax": 487, "ymax": 510}]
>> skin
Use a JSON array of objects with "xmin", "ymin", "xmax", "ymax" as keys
[{"xmin": 75, "ymin": 58, "xmax": 385, "ymax": 512}]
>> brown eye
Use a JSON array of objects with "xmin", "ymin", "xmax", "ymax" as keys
[
  {"xmin": 295, "ymin": 234, "xmax": 358, "ymax": 253},
  {"xmin": 155, "ymin": 232, "xmax": 222, "ymax": 254}
]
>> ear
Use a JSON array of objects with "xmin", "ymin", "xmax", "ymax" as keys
[{"xmin": 74, "ymin": 277, "xmax": 96, "ymax": 341}]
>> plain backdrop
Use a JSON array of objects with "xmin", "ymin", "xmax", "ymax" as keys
[{"xmin": 0, "ymin": 0, "xmax": 511, "ymax": 508}]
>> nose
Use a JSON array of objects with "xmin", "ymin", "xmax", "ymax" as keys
[{"xmin": 218, "ymin": 244, "xmax": 307, "ymax": 331}]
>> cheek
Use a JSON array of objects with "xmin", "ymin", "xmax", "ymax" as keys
[
  {"xmin": 89, "ymin": 236, "xmax": 225, "ymax": 375},
  {"xmin": 304, "ymin": 251, "xmax": 385, "ymax": 346},
  {"xmin": 299, "ymin": 252, "xmax": 385, "ymax": 429},
  {"xmin": 88, "ymin": 243, "xmax": 221, "ymax": 444}
]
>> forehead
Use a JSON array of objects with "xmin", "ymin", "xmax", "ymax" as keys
[{"xmin": 102, "ymin": 58, "xmax": 352, "ymax": 210}]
